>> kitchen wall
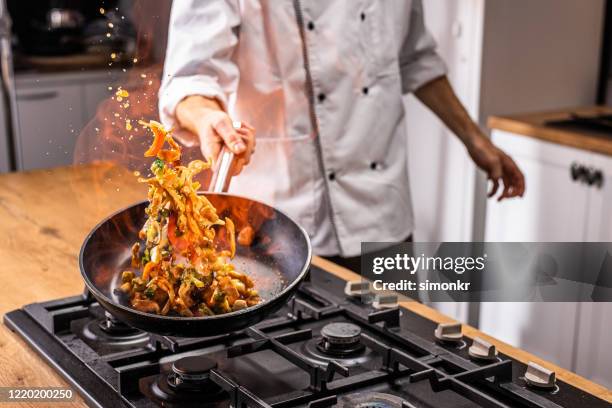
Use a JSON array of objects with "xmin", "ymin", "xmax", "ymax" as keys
[{"xmin": 474, "ymin": 0, "xmax": 605, "ymax": 239}]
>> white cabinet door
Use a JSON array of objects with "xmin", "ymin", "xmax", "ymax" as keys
[
  {"xmin": 15, "ymin": 85, "xmax": 85, "ymax": 170},
  {"xmin": 573, "ymin": 152, "xmax": 612, "ymax": 388},
  {"xmin": 573, "ymin": 302, "xmax": 612, "ymax": 388},
  {"xmin": 482, "ymin": 130, "xmax": 592, "ymax": 371},
  {"xmin": 485, "ymin": 130, "xmax": 593, "ymax": 241}
]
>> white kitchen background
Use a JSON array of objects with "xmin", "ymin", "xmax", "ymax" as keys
[{"xmin": 0, "ymin": 0, "xmax": 609, "ymax": 389}]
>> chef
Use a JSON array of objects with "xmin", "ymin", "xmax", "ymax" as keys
[{"xmin": 159, "ymin": 0, "xmax": 524, "ymax": 270}]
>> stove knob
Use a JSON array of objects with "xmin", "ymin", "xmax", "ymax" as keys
[
  {"xmin": 524, "ymin": 362, "xmax": 556, "ymax": 390},
  {"xmin": 434, "ymin": 322, "xmax": 462, "ymax": 343},
  {"xmin": 344, "ymin": 281, "xmax": 370, "ymax": 297},
  {"xmin": 372, "ymin": 294, "xmax": 398, "ymax": 309},
  {"xmin": 468, "ymin": 337, "xmax": 498, "ymax": 361}
]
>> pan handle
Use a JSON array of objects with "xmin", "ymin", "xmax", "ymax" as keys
[{"xmin": 209, "ymin": 121, "xmax": 242, "ymax": 193}]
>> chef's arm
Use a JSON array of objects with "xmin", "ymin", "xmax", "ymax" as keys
[
  {"xmin": 399, "ymin": 0, "xmax": 524, "ymax": 199},
  {"xmin": 159, "ymin": 0, "xmax": 254, "ymax": 173},
  {"xmin": 414, "ymin": 75, "xmax": 525, "ymax": 200}
]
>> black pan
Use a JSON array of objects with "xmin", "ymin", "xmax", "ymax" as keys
[{"xmin": 79, "ymin": 148, "xmax": 311, "ymax": 337}]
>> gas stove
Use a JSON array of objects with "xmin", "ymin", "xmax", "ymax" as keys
[{"xmin": 4, "ymin": 266, "xmax": 608, "ymax": 408}]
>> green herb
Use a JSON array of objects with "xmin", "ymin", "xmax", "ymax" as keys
[
  {"xmin": 151, "ymin": 158, "xmax": 164, "ymax": 174},
  {"xmin": 144, "ymin": 284, "xmax": 157, "ymax": 299},
  {"xmin": 141, "ymin": 248, "xmax": 150, "ymax": 264}
]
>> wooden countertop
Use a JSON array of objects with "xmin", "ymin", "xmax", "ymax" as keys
[
  {"xmin": 488, "ymin": 106, "xmax": 612, "ymax": 156},
  {"xmin": 0, "ymin": 163, "xmax": 610, "ymax": 407}
]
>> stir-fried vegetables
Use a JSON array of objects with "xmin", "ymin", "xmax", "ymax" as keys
[{"xmin": 119, "ymin": 120, "xmax": 260, "ymax": 316}]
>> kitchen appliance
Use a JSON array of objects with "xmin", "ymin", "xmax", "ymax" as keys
[
  {"xmin": 4, "ymin": 266, "xmax": 609, "ymax": 408},
  {"xmin": 7, "ymin": 0, "xmax": 121, "ymax": 56}
]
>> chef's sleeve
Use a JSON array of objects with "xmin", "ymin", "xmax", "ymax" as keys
[
  {"xmin": 399, "ymin": 0, "xmax": 447, "ymax": 94},
  {"xmin": 158, "ymin": 0, "xmax": 240, "ymax": 128}
]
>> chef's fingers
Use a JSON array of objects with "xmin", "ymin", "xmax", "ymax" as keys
[
  {"xmin": 488, "ymin": 178, "xmax": 500, "ymax": 198},
  {"xmin": 233, "ymin": 161, "xmax": 245, "ymax": 175},
  {"xmin": 498, "ymin": 175, "xmax": 513, "ymax": 201},
  {"xmin": 212, "ymin": 116, "xmax": 246, "ymax": 155},
  {"xmin": 487, "ymin": 160, "xmax": 503, "ymax": 198},
  {"xmin": 499, "ymin": 155, "xmax": 525, "ymax": 200},
  {"xmin": 201, "ymin": 125, "xmax": 223, "ymax": 162},
  {"xmin": 236, "ymin": 127, "xmax": 255, "ymax": 165}
]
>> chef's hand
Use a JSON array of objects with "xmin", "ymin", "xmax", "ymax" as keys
[
  {"xmin": 413, "ymin": 76, "xmax": 525, "ymax": 201},
  {"xmin": 467, "ymin": 135, "xmax": 525, "ymax": 201},
  {"xmin": 175, "ymin": 95, "xmax": 255, "ymax": 175}
]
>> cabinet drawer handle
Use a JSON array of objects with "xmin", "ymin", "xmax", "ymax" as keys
[
  {"xmin": 17, "ymin": 91, "xmax": 59, "ymax": 101},
  {"xmin": 585, "ymin": 168, "xmax": 604, "ymax": 188},
  {"xmin": 570, "ymin": 162, "xmax": 587, "ymax": 182}
]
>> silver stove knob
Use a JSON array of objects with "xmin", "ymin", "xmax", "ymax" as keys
[
  {"xmin": 344, "ymin": 281, "xmax": 370, "ymax": 297},
  {"xmin": 434, "ymin": 322, "xmax": 462, "ymax": 343},
  {"xmin": 468, "ymin": 337, "xmax": 498, "ymax": 361},
  {"xmin": 372, "ymin": 294, "xmax": 398, "ymax": 309},
  {"xmin": 524, "ymin": 361, "xmax": 556, "ymax": 389}
]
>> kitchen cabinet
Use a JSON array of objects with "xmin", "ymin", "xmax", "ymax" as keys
[
  {"xmin": 83, "ymin": 81, "xmax": 114, "ymax": 120},
  {"xmin": 13, "ymin": 70, "xmax": 127, "ymax": 171},
  {"xmin": 483, "ymin": 129, "xmax": 612, "ymax": 387},
  {"xmin": 484, "ymin": 131, "xmax": 593, "ymax": 241},
  {"xmin": 15, "ymin": 84, "xmax": 84, "ymax": 170}
]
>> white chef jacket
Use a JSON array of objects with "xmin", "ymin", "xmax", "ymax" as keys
[{"xmin": 159, "ymin": 0, "xmax": 446, "ymax": 257}]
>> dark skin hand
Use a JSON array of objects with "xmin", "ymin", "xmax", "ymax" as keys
[{"xmin": 415, "ymin": 76, "xmax": 525, "ymax": 200}]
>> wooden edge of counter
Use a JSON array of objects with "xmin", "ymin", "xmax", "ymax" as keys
[
  {"xmin": 487, "ymin": 108, "xmax": 612, "ymax": 157},
  {"xmin": 311, "ymin": 256, "xmax": 612, "ymax": 403}
]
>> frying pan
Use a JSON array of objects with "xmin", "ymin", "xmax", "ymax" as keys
[{"xmin": 80, "ymin": 145, "xmax": 312, "ymax": 337}]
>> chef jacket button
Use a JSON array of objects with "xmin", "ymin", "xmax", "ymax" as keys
[
  {"xmin": 362, "ymin": 87, "xmax": 369, "ymax": 95},
  {"xmin": 318, "ymin": 93, "xmax": 326, "ymax": 103},
  {"xmin": 328, "ymin": 172, "xmax": 336, "ymax": 181},
  {"xmin": 370, "ymin": 162, "xmax": 378, "ymax": 170},
  {"xmin": 307, "ymin": 21, "xmax": 315, "ymax": 30},
  {"xmin": 360, "ymin": 12, "xmax": 366, "ymax": 21}
]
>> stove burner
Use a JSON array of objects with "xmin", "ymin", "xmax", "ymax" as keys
[
  {"xmin": 299, "ymin": 322, "xmax": 377, "ymax": 367},
  {"xmin": 168, "ymin": 356, "xmax": 218, "ymax": 390},
  {"xmin": 78, "ymin": 312, "xmax": 149, "ymax": 349},
  {"xmin": 337, "ymin": 392, "xmax": 416, "ymax": 408},
  {"xmin": 143, "ymin": 356, "xmax": 226, "ymax": 408},
  {"xmin": 318, "ymin": 322, "xmax": 365, "ymax": 356}
]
